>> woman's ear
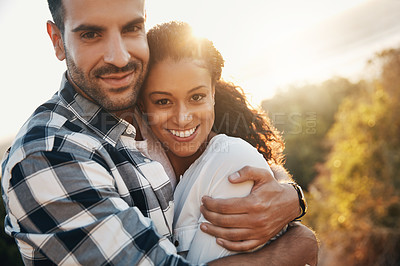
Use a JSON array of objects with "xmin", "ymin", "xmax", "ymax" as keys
[{"xmin": 47, "ymin": 21, "xmax": 66, "ymax": 61}]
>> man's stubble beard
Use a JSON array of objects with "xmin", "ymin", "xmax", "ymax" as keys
[{"xmin": 65, "ymin": 49, "xmax": 148, "ymax": 112}]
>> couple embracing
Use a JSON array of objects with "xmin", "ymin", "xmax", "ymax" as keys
[{"xmin": 1, "ymin": 0, "xmax": 317, "ymax": 265}]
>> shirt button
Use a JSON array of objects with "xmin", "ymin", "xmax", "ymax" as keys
[
  {"xmin": 174, "ymin": 240, "xmax": 179, "ymax": 247},
  {"xmin": 125, "ymin": 125, "xmax": 136, "ymax": 135}
]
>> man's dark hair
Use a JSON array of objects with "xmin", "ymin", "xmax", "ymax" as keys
[{"xmin": 47, "ymin": 0, "xmax": 65, "ymax": 34}]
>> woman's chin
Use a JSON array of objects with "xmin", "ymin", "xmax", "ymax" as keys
[
  {"xmin": 170, "ymin": 149, "xmax": 197, "ymax": 158},
  {"xmin": 166, "ymin": 144, "xmax": 200, "ymax": 158}
]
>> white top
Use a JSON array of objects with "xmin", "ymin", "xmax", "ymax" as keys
[{"xmin": 173, "ymin": 134, "xmax": 273, "ymax": 264}]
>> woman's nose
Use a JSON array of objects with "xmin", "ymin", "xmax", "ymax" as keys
[{"xmin": 174, "ymin": 104, "xmax": 193, "ymax": 127}]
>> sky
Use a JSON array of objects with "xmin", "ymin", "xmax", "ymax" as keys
[{"xmin": 1, "ymin": 0, "xmax": 400, "ymax": 141}]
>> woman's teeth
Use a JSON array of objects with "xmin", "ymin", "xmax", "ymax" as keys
[{"xmin": 169, "ymin": 127, "xmax": 197, "ymax": 138}]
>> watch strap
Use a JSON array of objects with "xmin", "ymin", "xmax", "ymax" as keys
[{"xmin": 288, "ymin": 182, "xmax": 308, "ymax": 221}]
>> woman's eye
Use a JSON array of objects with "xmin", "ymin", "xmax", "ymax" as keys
[
  {"xmin": 191, "ymin": 94, "xmax": 205, "ymax": 102},
  {"xmin": 155, "ymin": 99, "xmax": 171, "ymax": 105}
]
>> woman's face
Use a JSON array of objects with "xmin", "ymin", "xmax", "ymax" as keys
[{"xmin": 142, "ymin": 59, "xmax": 215, "ymax": 157}]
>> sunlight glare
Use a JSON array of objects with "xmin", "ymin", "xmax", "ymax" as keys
[{"xmin": 146, "ymin": 0, "xmax": 372, "ymax": 105}]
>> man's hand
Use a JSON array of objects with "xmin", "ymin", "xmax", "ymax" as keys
[{"xmin": 200, "ymin": 165, "xmax": 301, "ymax": 252}]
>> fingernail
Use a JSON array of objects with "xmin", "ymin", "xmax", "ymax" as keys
[
  {"xmin": 217, "ymin": 238, "xmax": 224, "ymax": 247},
  {"xmin": 229, "ymin": 172, "xmax": 240, "ymax": 181},
  {"xmin": 201, "ymin": 196, "xmax": 210, "ymax": 203},
  {"xmin": 200, "ymin": 224, "xmax": 208, "ymax": 231}
]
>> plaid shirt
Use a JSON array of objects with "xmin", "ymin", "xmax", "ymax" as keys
[{"xmin": 1, "ymin": 74, "xmax": 194, "ymax": 265}]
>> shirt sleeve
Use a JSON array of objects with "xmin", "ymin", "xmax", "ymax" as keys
[
  {"xmin": 184, "ymin": 137, "xmax": 273, "ymax": 264},
  {"xmin": 3, "ymin": 150, "xmax": 190, "ymax": 265}
]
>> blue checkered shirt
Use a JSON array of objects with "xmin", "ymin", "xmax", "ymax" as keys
[{"xmin": 1, "ymin": 74, "xmax": 194, "ymax": 265}]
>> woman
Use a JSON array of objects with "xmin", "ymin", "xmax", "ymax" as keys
[{"xmin": 138, "ymin": 21, "xmax": 286, "ymax": 264}]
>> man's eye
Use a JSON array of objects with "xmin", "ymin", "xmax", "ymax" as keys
[
  {"xmin": 191, "ymin": 94, "xmax": 205, "ymax": 101},
  {"xmin": 155, "ymin": 99, "xmax": 171, "ymax": 105},
  {"xmin": 124, "ymin": 24, "xmax": 143, "ymax": 33},
  {"xmin": 81, "ymin": 32, "xmax": 100, "ymax": 40}
]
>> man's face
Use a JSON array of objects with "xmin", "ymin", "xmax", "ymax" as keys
[{"xmin": 61, "ymin": 0, "xmax": 149, "ymax": 111}]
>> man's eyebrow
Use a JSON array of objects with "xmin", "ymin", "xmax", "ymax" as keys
[
  {"xmin": 71, "ymin": 17, "xmax": 145, "ymax": 33},
  {"xmin": 71, "ymin": 24, "xmax": 105, "ymax": 33},
  {"xmin": 122, "ymin": 17, "xmax": 146, "ymax": 30}
]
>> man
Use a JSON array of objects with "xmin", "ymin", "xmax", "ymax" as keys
[{"xmin": 1, "ymin": 0, "xmax": 317, "ymax": 265}]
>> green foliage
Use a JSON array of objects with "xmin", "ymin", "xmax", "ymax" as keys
[
  {"xmin": 262, "ymin": 78, "xmax": 362, "ymax": 188},
  {"xmin": 306, "ymin": 49, "xmax": 400, "ymax": 265}
]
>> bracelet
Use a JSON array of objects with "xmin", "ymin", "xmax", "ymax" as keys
[{"xmin": 288, "ymin": 182, "xmax": 308, "ymax": 221}]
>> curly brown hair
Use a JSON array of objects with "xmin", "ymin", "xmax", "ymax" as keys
[{"xmin": 146, "ymin": 21, "xmax": 284, "ymax": 165}]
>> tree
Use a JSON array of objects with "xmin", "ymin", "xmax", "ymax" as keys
[
  {"xmin": 262, "ymin": 78, "xmax": 361, "ymax": 188},
  {"xmin": 306, "ymin": 48, "xmax": 400, "ymax": 265}
]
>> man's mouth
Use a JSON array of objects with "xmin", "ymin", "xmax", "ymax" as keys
[
  {"xmin": 99, "ymin": 71, "xmax": 135, "ymax": 88},
  {"xmin": 168, "ymin": 126, "xmax": 198, "ymax": 138}
]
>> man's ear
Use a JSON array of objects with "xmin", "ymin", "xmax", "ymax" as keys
[{"xmin": 47, "ymin": 21, "xmax": 66, "ymax": 61}]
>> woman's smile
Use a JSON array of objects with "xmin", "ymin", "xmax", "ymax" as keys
[
  {"xmin": 167, "ymin": 126, "xmax": 200, "ymax": 143},
  {"xmin": 168, "ymin": 126, "xmax": 198, "ymax": 139},
  {"xmin": 142, "ymin": 59, "xmax": 215, "ymax": 158}
]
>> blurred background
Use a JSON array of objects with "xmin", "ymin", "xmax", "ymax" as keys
[{"xmin": 1, "ymin": 0, "xmax": 400, "ymax": 265}]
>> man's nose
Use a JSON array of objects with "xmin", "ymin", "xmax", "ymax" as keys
[{"xmin": 104, "ymin": 35, "xmax": 131, "ymax": 67}]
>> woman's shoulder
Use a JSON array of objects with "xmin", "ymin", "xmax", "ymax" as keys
[
  {"xmin": 207, "ymin": 134, "xmax": 260, "ymax": 156},
  {"xmin": 182, "ymin": 134, "xmax": 270, "ymax": 184},
  {"xmin": 201, "ymin": 134, "xmax": 267, "ymax": 168}
]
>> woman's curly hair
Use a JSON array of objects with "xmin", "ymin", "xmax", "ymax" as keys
[{"xmin": 146, "ymin": 21, "xmax": 285, "ymax": 165}]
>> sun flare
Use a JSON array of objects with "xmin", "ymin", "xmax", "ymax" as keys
[{"xmin": 145, "ymin": 0, "xmax": 373, "ymax": 106}]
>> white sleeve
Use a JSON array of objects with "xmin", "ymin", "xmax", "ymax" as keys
[{"xmin": 185, "ymin": 137, "xmax": 272, "ymax": 264}]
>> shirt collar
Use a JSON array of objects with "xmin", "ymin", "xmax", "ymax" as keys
[{"xmin": 57, "ymin": 72, "xmax": 135, "ymax": 146}]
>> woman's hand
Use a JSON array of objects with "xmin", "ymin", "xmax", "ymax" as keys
[{"xmin": 200, "ymin": 166, "xmax": 301, "ymax": 251}]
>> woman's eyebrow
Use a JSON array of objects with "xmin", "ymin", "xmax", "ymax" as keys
[
  {"xmin": 148, "ymin": 85, "xmax": 208, "ymax": 97},
  {"xmin": 149, "ymin": 91, "xmax": 172, "ymax": 96},
  {"xmin": 188, "ymin": 85, "xmax": 208, "ymax": 93}
]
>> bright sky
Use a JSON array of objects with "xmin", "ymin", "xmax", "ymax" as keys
[{"xmin": 1, "ymin": 0, "xmax": 400, "ymax": 140}]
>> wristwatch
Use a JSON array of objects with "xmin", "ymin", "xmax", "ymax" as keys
[{"xmin": 288, "ymin": 182, "xmax": 307, "ymax": 221}]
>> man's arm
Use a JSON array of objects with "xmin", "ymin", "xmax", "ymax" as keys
[
  {"xmin": 200, "ymin": 165, "xmax": 318, "ymax": 264},
  {"xmin": 208, "ymin": 222, "xmax": 319, "ymax": 266},
  {"xmin": 2, "ymin": 151, "xmax": 189, "ymax": 265}
]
